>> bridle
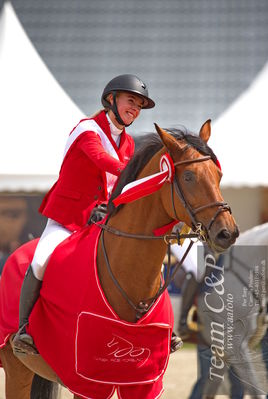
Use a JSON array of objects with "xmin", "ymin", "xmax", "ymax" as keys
[
  {"xmin": 93, "ymin": 150, "xmax": 232, "ymax": 320},
  {"xmin": 171, "ymin": 154, "xmax": 232, "ymax": 236}
]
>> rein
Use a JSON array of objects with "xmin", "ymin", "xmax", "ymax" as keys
[
  {"xmin": 95, "ymin": 151, "xmax": 233, "ymax": 320},
  {"xmin": 94, "ymin": 220, "xmax": 199, "ymax": 242},
  {"xmin": 95, "ymin": 218, "xmax": 199, "ymax": 319}
]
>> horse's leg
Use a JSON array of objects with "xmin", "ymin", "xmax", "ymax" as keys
[{"xmin": 0, "ymin": 342, "xmax": 34, "ymax": 399}]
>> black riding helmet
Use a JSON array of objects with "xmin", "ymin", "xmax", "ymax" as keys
[{"xmin": 101, "ymin": 74, "xmax": 155, "ymax": 127}]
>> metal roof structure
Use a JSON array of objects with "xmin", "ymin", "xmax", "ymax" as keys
[
  {"xmin": 0, "ymin": 0, "xmax": 268, "ymax": 189},
  {"xmin": 0, "ymin": 0, "xmax": 267, "ymax": 134}
]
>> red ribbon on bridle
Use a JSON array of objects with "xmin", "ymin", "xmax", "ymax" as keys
[
  {"xmin": 113, "ymin": 153, "xmax": 175, "ymax": 207},
  {"xmin": 112, "ymin": 152, "xmax": 223, "ymax": 234},
  {"xmin": 216, "ymin": 158, "xmax": 221, "ymax": 170}
]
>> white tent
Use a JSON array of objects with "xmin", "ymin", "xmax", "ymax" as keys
[
  {"xmin": 210, "ymin": 61, "xmax": 268, "ymax": 187},
  {"xmin": 0, "ymin": 2, "xmax": 85, "ymax": 191},
  {"xmin": 0, "ymin": 1, "xmax": 267, "ymax": 191}
]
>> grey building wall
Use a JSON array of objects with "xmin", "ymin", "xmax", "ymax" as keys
[{"xmin": 1, "ymin": 0, "xmax": 268, "ymax": 135}]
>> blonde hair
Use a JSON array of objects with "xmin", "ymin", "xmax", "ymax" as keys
[{"xmin": 88, "ymin": 108, "xmax": 106, "ymax": 118}]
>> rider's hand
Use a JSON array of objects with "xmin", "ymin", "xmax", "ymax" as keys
[{"xmin": 88, "ymin": 204, "xmax": 108, "ymax": 224}]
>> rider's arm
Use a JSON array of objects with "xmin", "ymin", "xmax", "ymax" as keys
[{"xmin": 78, "ymin": 131, "xmax": 125, "ymax": 176}]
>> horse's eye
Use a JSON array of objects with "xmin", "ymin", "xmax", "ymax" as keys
[{"xmin": 183, "ymin": 170, "xmax": 195, "ymax": 182}]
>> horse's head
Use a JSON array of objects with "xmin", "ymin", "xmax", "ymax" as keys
[{"xmin": 155, "ymin": 121, "xmax": 239, "ymax": 252}]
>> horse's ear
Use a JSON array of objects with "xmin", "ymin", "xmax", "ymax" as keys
[
  {"xmin": 154, "ymin": 123, "xmax": 185, "ymax": 151},
  {"xmin": 199, "ymin": 119, "xmax": 211, "ymax": 143}
]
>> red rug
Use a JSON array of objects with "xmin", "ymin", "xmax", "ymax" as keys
[{"xmin": 0, "ymin": 225, "xmax": 174, "ymax": 399}]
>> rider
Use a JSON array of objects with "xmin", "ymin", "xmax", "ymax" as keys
[{"xmin": 13, "ymin": 74, "xmax": 155, "ymax": 354}]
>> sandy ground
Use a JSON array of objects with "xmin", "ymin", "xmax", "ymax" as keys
[
  {"xmin": 58, "ymin": 348, "xmax": 198, "ymax": 399},
  {"xmin": 0, "ymin": 296, "xmax": 202, "ymax": 398},
  {"xmin": 0, "ymin": 347, "xmax": 262, "ymax": 399},
  {"xmin": 0, "ymin": 299, "xmax": 264, "ymax": 398},
  {"xmin": 0, "ymin": 297, "xmax": 265, "ymax": 398},
  {"xmin": 0, "ymin": 348, "xmax": 198, "ymax": 399}
]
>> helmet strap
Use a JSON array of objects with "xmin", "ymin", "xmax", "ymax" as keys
[{"xmin": 110, "ymin": 92, "xmax": 132, "ymax": 127}]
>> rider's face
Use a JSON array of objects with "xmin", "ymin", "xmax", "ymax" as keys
[{"xmin": 108, "ymin": 92, "xmax": 144, "ymax": 128}]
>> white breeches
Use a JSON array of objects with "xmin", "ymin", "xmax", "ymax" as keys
[
  {"xmin": 31, "ymin": 219, "xmax": 72, "ymax": 280},
  {"xmin": 171, "ymin": 239, "xmax": 205, "ymax": 282}
]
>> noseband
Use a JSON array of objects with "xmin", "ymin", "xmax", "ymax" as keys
[{"xmin": 171, "ymin": 155, "xmax": 232, "ymax": 239}]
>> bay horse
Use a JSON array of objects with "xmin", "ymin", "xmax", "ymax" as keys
[{"xmin": 0, "ymin": 121, "xmax": 238, "ymax": 399}]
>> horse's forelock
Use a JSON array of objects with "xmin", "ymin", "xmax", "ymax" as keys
[{"xmin": 165, "ymin": 128, "xmax": 218, "ymax": 164}]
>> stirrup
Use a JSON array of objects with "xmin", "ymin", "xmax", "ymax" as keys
[{"xmin": 12, "ymin": 324, "xmax": 39, "ymax": 355}]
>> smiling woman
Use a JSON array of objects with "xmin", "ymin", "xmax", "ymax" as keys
[
  {"xmin": 12, "ymin": 74, "xmax": 156, "ymax": 356},
  {"xmin": 107, "ymin": 92, "xmax": 144, "ymax": 127},
  {"xmin": 101, "ymin": 74, "xmax": 155, "ymax": 128}
]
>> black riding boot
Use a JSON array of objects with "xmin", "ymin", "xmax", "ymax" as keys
[
  {"xmin": 178, "ymin": 272, "xmax": 199, "ymax": 340},
  {"xmin": 13, "ymin": 265, "xmax": 42, "ymax": 355}
]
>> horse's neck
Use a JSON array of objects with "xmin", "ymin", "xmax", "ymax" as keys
[{"xmin": 97, "ymin": 190, "xmax": 170, "ymax": 322}]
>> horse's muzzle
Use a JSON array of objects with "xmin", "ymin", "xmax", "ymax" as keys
[{"xmin": 210, "ymin": 225, "xmax": 240, "ymax": 252}]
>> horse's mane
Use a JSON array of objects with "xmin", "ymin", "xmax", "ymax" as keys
[{"xmin": 108, "ymin": 127, "xmax": 218, "ymax": 215}]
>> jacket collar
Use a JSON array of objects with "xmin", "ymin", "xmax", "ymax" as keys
[{"xmin": 94, "ymin": 111, "xmax": 127, "ymax": 148}]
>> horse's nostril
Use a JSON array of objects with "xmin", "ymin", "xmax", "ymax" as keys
[
  {"xmin": 235, "ymin": 226, "xmax": 240, "ymax": 238},
  {"xmin": 217, "ymin": 229, "xmax": 231, "ymax": 241}
]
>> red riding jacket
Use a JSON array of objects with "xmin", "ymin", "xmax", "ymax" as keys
[{"xmin": 39, "ymin": 111, "xmax": 135, "ymax": 231}]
